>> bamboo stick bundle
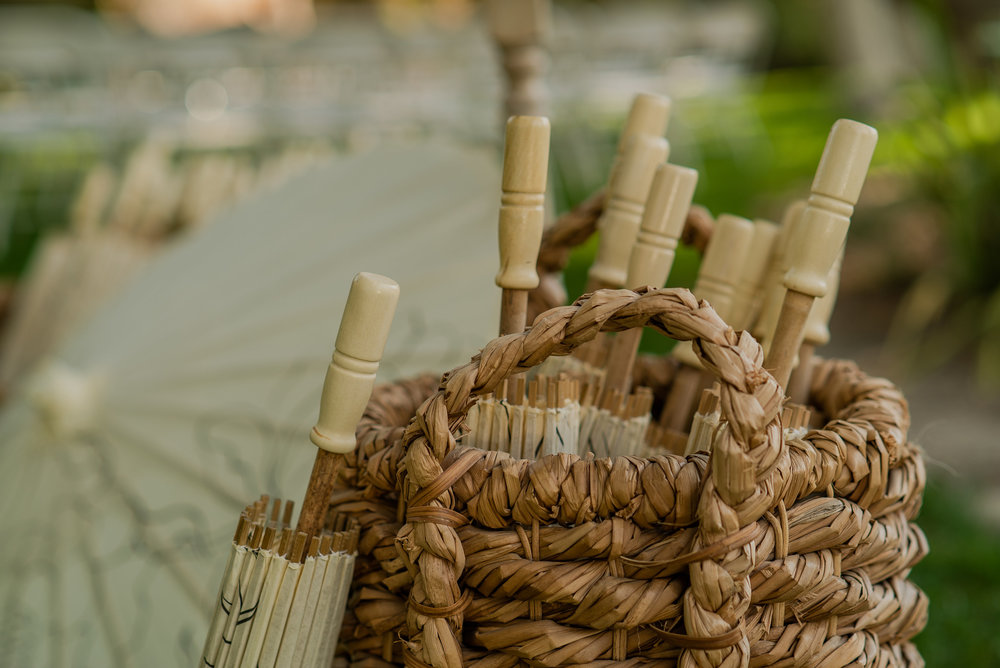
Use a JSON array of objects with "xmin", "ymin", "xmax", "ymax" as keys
[
  {"xmin": 578, "ymin": 385, "xmax": 655, "ymax": 457},
  {"xmin": 465, "ymin": 368, "xmax": 654, "ymax": 459},
  {"xmin": 683, "ymin": 387, "xmax": 720, "ymax": 455},
  {"xmin": 765, "ymin": 120, "xmax": 878, "ymax": 389},
  {"xmin": 201, "ymin": 496, "xmax": 360, "ymax": 668},
  {"xmin": 464, "ymin": 375, "xmax": 582, "ymax": 458}
]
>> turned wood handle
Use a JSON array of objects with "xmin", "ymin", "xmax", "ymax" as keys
[
  {"xmin": 311, "ymin": 272, "xmax": 400, "ymax": 453},
  {"xmin": 730, "ymin": 219, "xmax": 779, "ymax": 330},
  {"xmin": 753, "ymin": 199, "xmax": 806, "ymax": 345},
  {"xmin": 588, "ymin": 133, "xmax": 669, "ymax": 289},
  {"xmin": 804, "ymin": 251, "xmax": 844, "ymax": 347},
  {"xmin": 783, "ymin": 120, "xmax": 877, "ymax": 298},
  {"xmin": 674, "ymin": 213, "xmax": 754, "ymax": 367},
  {"xmin": 496, "ymin": 115, "xmax": 551, "ymax": 291},
  {"xmin": 617, "ymin": 93, "xmax": 672, "ymax": 157},
  {"xmin": 691, "ymin": 213, "xmax": 755, "ymax": 322},
  {"xmin": 625, "ymin": 163, "xmax": 699, "ymax": 289}
]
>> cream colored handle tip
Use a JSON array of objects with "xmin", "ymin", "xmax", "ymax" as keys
[
  {"xmin": 612, "ymin": 133, "xmax": 670, "ymax": 203},
  {"xmin": 812, "ymin": 119, "xmax": 878, "ymax": 205},
  {"xmin": 625, "ymin": 164, "xmax": 698, "ymax": 289},
  {"xmin": 334, "ymin": 272, "xmax": 400, "ymax": 362},
  {"xmin": 496, "ymin": 115, "xmax": 550, "ymax": 291},
  {"xmin": 620, "ymin": 93, "xmax": 672, "ymax": 151},
  {"xmin": 312, "ymin": 272, "xmax": 399, "ymax": 453},
  {"xmin": 784, "ymin": 120, "xmax": 877, "ymax": 298},
  {"xmin": 502, "ymin": 115, "xmax": 551, "ymax": 194},
  {"xmin": 645, "ymin": 164, "xmax": 698, "ymax": 237}
]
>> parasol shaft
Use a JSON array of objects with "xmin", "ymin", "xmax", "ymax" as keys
[
  {"xmin": 297, "ymin": 272, "xmax": 400, "ymax": 537},
  {"xmin": 297, "ymin": 451, "xmax": 346, "ymax": 538},
  {"xmin": 788, "ymin": 250, "xmax": 843, "ymax": 403},
  {"xmin": 500, "ymin": 289, "xmax": 530, "ymax": 337},
  {"xmin": 496, "ymin": 115, "xmax": 550, "ymax": 335},
  {"xmin": 764, "ymin": 289, "xmax": 814, "ymax": 389},
  {"xmin": 787, "ymin": 341, "xmax": 817, "ymax": 405}
]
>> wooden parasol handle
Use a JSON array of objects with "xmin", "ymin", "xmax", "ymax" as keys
[
  {"xmin": 297, "ymin": 272, "xmax": 400, "ymax": 538},
  {"xmin": 729, "ymin": 219, "xmax": 779, "ymax": 331},
  {"xmin": 496, "ymin": 115, "xmax": 550, "ymax": 336},
  {"xmin": 752, "ymin": 199, "xmax": 806, "ymax": 349},
  {"xmin": 486, "ymin": 0, "xmax": 552, "ymax": 119},
  {"xmin": 605, "ymin": 163, "xmax": 698, "ymax": 394},
  {"xmin": 765, "ymin": 119, "xmax": 877, "ymax": 389},
  {"xmin": 586, "ymin": 132, "xmax": 669, "ymax": 292}
]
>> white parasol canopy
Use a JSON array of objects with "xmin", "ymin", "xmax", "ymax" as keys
[{"xmin": 0, "ymin": 141, "xmax": 501, "ymax": 666}]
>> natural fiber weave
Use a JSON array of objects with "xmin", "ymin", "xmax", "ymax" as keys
[{"xmin": 332, "ymin": 286, "xmax": 927, "ymax": 668}]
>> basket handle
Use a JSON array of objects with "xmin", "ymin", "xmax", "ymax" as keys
[
  {"xmin": 404, "ymin": 288, "xmax": 782, "ymax": 470},
  {"xmin": 397, "ymin": 288, "xmax": 785, "ymax": 668}
]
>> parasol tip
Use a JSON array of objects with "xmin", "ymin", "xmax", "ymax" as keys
[
  {"xmin": 618, "ymin": 93, "xmax": 672, "ymax": 153},
  {"xmin": 811, "ymin": 119, "xmax": 878, "ymax": 207}
]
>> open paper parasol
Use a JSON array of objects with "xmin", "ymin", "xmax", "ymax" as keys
[
  {"xmin": 0, "ymin": 141, "xmax": 501, "ymax": 666},
  {"xmin": 0, "ymin": 140, "xmax": 330, "ymax": 397}
]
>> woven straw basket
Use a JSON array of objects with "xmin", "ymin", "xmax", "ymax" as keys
[{"xmin": 331, "ymin": 202, "xmax": 928, "ymax": 668}]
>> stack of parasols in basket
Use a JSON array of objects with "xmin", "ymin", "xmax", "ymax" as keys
[{"xmin": 200, "ymin": 94, "xmax": 928, "ymax": 667}]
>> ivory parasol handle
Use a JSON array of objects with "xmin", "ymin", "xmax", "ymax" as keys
[
  {"xmin": 765, "ymin": 120, "xmax": 877, "ymax": 389},
  {"xmin": 496, "ymin": 115, "xmax": 550, "ymax": 335}
]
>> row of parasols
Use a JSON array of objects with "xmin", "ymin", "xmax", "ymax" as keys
[{"xmin": 199, "ymin": 92, "xmax": 878, "ymax": 667}]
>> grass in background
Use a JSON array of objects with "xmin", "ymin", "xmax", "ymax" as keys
[{"xmin": 912, "ymin": 477, "xmax": 1000, "ymax": 665}]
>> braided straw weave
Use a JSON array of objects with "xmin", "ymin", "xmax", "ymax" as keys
[{"xmin": 332, "ymin": 285, "xmax": 927, "ymax": 668}]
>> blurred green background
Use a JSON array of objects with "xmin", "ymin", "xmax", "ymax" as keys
[{"xmin": 2, "ymin": 0, "xmax": 999, "ymax": 663}]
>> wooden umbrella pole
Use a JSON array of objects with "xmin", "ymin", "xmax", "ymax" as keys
[
  {"xmin": 765, "ymin": 120, "xmax": 877, "ymax": 390},
  {"xmin": 496, "ymin": 115, "xmax": 550, "ymax": 336},
  {"xmin": 297, "ymin": 272, "xmax": 400, "ymax": 538},
  {"xmin": 659, "ymin": 213, "xmax": 754, "ymax": 433},
  {"xmin": 605, "ymin": 163, "xmax": 698, "ymax": 395},
  {"xmin": 788, "ymin": 250, "xmax": 843, "ymax": 404},
  {"xmin": 486, "ymin": 0, "xmax": 552, "ymax": 120}
]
